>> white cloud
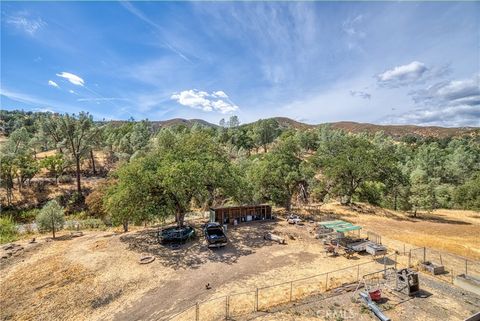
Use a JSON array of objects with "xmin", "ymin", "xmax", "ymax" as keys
[
  {"xmin": 6, "ymin": 13, "xmax": 46, "ymax": 36},
  {"xmin": 383, "ymin": 74, "xmax": 480, "ymax": 127},
  {"xmin": 69, "ymin": 90, "xmax": 77, "ymax": 95},
  {"xmin": 213, "ymin": 91, "xmax": 228, "ymax": 98},
  {"xmin": 48, "ymin": 80, "xmax": 59, "ymax": 88},
  {"xmin": 56, "ymin": 72, "xmax": 85, "ymax": 86},
  {"xmin": 377, "ymin": 61, "xmax": 428, "ymax": 86},
  {"xmin": 171, "ymin": 89, "xmax": 239, "ymax": 114}
]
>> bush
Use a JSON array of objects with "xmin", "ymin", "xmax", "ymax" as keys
[
  {"xmin": 65, "ymin": 218, "xmax": 106, "ymax": 230},
  {"xmin": 85, "ymin": 187, "xmax": 108, "ymax": 220},
  {"xmin": 0, "ymin": 216, "xmax": 18, "ymax": 244},
  {"xmin": 36, "ymin": 200, "xmax": 65, "ymax": 238},
  {"xmin": 19, "ymin": 209, "xmax": 40, "ymax": 223},
  {"xmin": 66, "ymin": 191, "xmax": 85, "ymax": 213},
  {"xmin": 357, "ymin": 181, "xmax": 384, "ymax": 206},
  {"xmin": 81, "ymin": 218, "xmax": 106, "ymax": 229},
  {"xmin": 454, "ymin": 173, "xmax": 480, "ymax": 210}
]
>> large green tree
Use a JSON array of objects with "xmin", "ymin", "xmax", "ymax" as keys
[
  {"xmin": 252, "ymin": 134, "xmax": 312, "ymax": 210},
  {"xmin": 105, "ymin": 128, "xmax": 235, "ymax": 230},
  {"xmin": 252, "ymin": 119, "xmax": 280, "ymax": 153},
  {"xmin": 42, "ymin": 113, "xmax": 98, "ymax": 195},
  {"xmin": 315, "ymin": 131, "xmax": 381, "ymax": 204}
]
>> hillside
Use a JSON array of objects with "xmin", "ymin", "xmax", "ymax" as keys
[
  {"xmin": 327, "ymin": 121, "xmax": 479, "ymax": 139},
  {"xmin": 268, "ymin": 118, "xmax": 478, "ymax": 138},
  {"xmin": 147, "ymin": 116, "xmax": 477, "ymax": 139},
  {"xmin": 2, "ymin": 108, "xmax": 478, "ymax": 139}
]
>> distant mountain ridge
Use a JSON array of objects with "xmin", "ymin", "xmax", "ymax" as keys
[{"xmin": 144, "ymin": 117, "xmax": 477, "ymax": 139}]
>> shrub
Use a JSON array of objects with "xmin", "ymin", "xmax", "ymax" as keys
[
  {"xmin": 65, "ymin": 218, "xmax": 106, "ymax": 230},
  {"xmin": 19, "ymin": 209, "xmax": 40, "ymax": 223},
  {"xmin": 0, "ymin": 216, "xmax": 18, "ymax": 244},
  {"xmin": 36, "ymin": 200, "xmax": 65, "ymax": 238},
  {"xmin": 85, "ymin": 188, "xmax": 108, "ymax": 219},
  {"xmin": 81, "ymin": 218, "xmax": 106, "ymax": 229}
]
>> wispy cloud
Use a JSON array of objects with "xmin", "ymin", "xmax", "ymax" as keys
[
  {"xmin": 56, "ymin": 72, "xmax": 85, "ymax": 86},
  {"xmin": 0, "ymin": 86, "xmax": 116, "ymax": 120},
  {"xmin": 6, "ymin": 12, "xmax": 46, "ymax": 36},
  {"xmin": 48, "ymin": 80, "xmax": 59, "ymax": 88},
  {"xmin": 120, "ymin": 1, "xmax": 191, "ymax": 63},
  {"xmin": 342, "ymin": 14, "xmax": 366, "ymax": 50},
  {"xmin": 350, "ymin": 90, "xmax": 371, "ymax": 100},
  {"xmin": 1, "ymin": 87, "xmax": 67, "ymax": 114},
  {"xmin": 77, "ymin": 97, "xmax": 129, "ymax": 102},
  {"xmin": 171, "ymin": 89, "xmax": 239, "ymax": 114}
]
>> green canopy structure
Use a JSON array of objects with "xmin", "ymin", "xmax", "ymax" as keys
[{"xmin": 319, "ymin": 220, "xmax": 362, "ymax": 233}]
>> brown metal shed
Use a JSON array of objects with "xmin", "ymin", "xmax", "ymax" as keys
[{"xmin": 209, "ymin": 205, "xmax": 272, "ymax": 225}]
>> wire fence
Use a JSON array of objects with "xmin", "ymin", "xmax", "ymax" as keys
[
  {"xmin": 406, "ymin": 246, "xmax": 480, "ymax": 284},
  {"xmin": 168, "ymin": 254, "xmax": 399, "ymax": 321},
  {"xmin": 357, "ymin": 229, "xmax": 480, "ymax": 284}
]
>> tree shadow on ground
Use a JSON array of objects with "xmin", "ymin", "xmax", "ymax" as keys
[
  {"xmin": 320, "ymin": 203, "xmax": 473, "ymax": 226},
  {"xmin": 409, "ymin": 213, "xmax": 472, "ymax": 225},
  {"xmin": 120, "ymin": 220, "xmax": 278, "ymax": 269}
]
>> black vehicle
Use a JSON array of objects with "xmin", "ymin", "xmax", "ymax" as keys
[
  {"xmin": 158, "ymin": 226, "xmax": 195, "ymax": 244},
  {"xmin": 204, "ymin": 223, "xmax": 228, "ymax": 248}
]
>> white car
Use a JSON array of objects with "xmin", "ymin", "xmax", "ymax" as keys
[{"xmin": 287, "ymin": 215, "xmax": 302, "ymax": 224}]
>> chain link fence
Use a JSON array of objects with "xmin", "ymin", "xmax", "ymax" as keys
[
  {"xmin": 407, "ymin": 246, "xmax": 480, "ymax": 283},
  {"xmin": 168, "ymin": 254, "xmax": 399, "ymax": 321}
]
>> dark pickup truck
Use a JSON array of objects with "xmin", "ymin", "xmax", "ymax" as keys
[{"xmin": 204, "ymin": 223, "xmax": 228, "ymax": 248}]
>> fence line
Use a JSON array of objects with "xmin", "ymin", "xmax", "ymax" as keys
[
  {"xmin": 168, "ymin": 253, "xmax": 398, "ymax": 321},
  {"xmin": 169, "ymin": 242, "xmax": 480, "ymax": 321}
]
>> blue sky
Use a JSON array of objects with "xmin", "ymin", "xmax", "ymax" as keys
[{"xmin": 1, "ymin": 1, "xmax": 479, "ymax": 126}]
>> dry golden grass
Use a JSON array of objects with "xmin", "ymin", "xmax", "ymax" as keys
[{"xmin": 0, "ymin": 231, "xmax": 177, "ymax": 321}]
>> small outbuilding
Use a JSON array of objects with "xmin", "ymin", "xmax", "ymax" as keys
[{"xmin": 210, "ymin": 205, "xmax": 272, "ymax": 225}]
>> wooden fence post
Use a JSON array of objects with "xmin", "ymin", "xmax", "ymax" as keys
[
  {"xmin": 383, "ymin": 255, "xmax": 387, "ymax": 276},
  {"xmin": 423, "ymin": 247, "xmax": 426, "ymax": 263},
  {"xmin": 255, "ymin": 288, "xmax": 259, "ymax": 311},
  {"xmin": 465, "ymin": 260, "xmax": 468, "ymax": 275},
  {"xmin": 290, "ymin": 281, "xmax": 293, "ymax": 301},
  {"xmin": 408, "ymin": 250, "xmax": 411, "ymax": 267},
  {"xmin": 226, "ymin": 296, "xmax": 229, "ymax": 320},
  {"xmin": 196, "ymin": 302, "xmax": 199, "ymax": 321}
]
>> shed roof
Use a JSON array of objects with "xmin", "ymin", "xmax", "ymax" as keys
[{"xmin": 319, "ymin": 219, "xmax": 362, "ymax": 232}]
